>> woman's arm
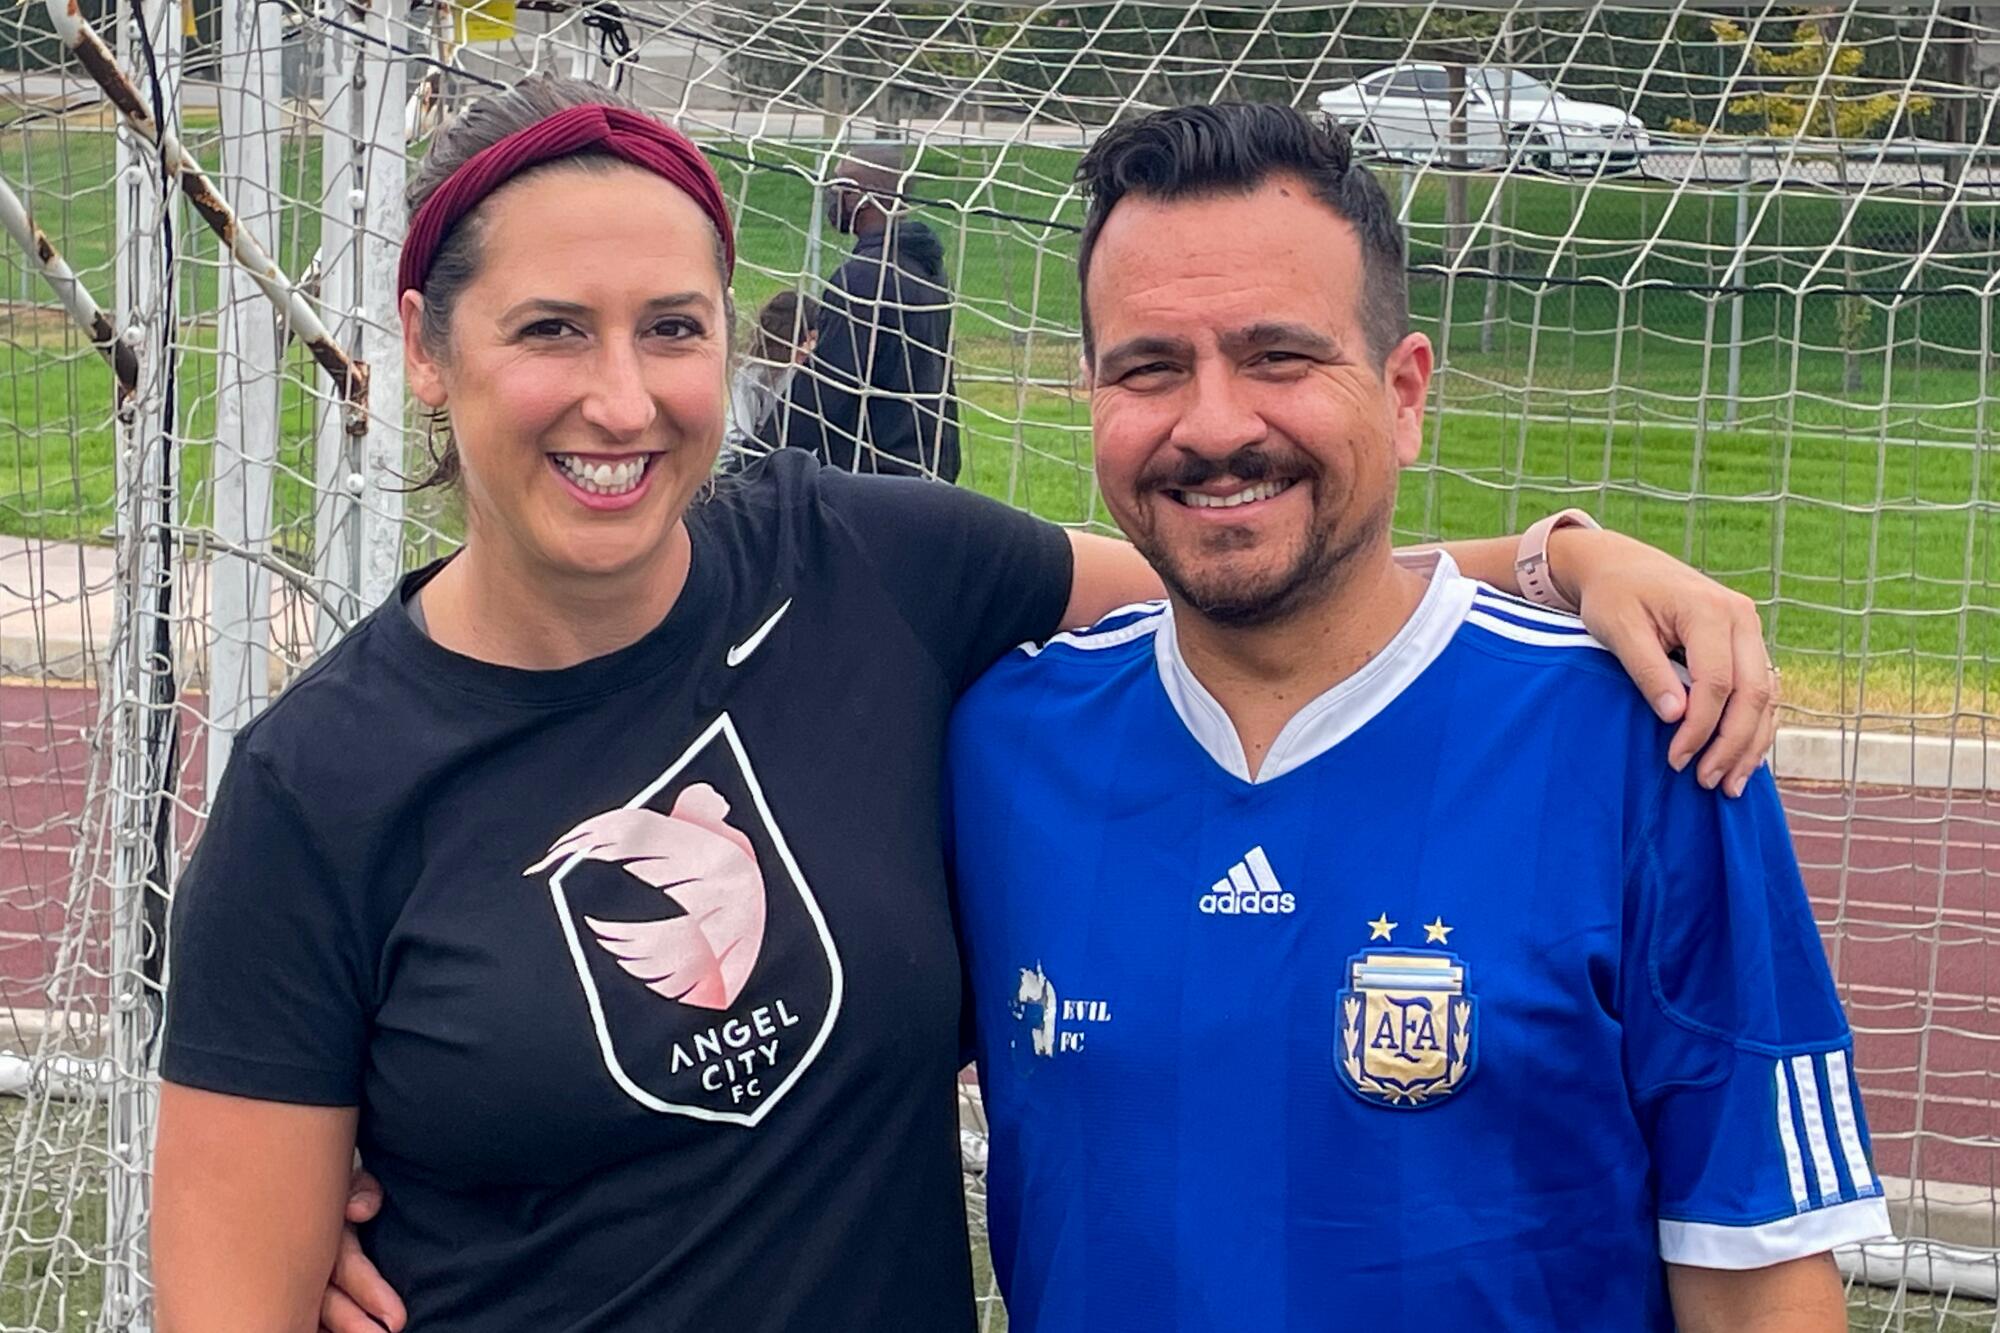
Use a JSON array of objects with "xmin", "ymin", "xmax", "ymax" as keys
[
  {"xmin": 1430, "ymin": 528, "xmax": 1774, "ymax": 794},
  {"xmin": 152, "ymin": 1083, "xmax": 361, "ymax": 1333},
  {"xmin": 1062, "ymin": 532, "xmax": 1163, "ymax": 629},
  {"xmin": 1064, "ymin": 527, "xmax": 1776, "ymax": 795}
]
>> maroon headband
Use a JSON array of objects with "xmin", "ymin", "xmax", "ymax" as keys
[{"xmin": 398, "ymin": 103, "xmax": 735, "ymax": 297}]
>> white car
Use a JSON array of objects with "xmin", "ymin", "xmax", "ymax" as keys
[{"xmin": 1316, "ymin": 65, "xmax": 1650, "ymax": 174}]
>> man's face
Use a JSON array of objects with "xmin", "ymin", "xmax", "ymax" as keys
[
  {"xmin": 1084, "ymin": 175, "xmax": 1432, "ymax": 626},
  {"xmin": 825, "ymin": 178, "xmax": 862, "ymax": 234}
]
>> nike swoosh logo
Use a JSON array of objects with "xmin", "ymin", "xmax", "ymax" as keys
[{"xmin": 725, "ymin": 598, "xmax": 792, "ymax": 668}]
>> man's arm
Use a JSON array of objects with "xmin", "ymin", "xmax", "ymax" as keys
[
  {"xmin": 1630, "ymin": 770, "xmax": 1891, "ymax": 1303},
  {"xmin": 1668, "ymin": 1254, "xmax": 1847, "ymax": 1333}
]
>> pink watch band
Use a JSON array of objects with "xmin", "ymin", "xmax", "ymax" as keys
[{"xmin": 1515, "ymin": 508, "xmax": 1601, "ymax": 613}]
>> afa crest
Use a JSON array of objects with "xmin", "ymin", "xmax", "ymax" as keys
[{"xmin": 1337, "ymin": 944, "xmax": 1475, "ymax": 1109}]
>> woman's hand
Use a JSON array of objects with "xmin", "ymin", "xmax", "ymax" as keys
[
  {"xmin": 320, "ymin": 1168, "xmax": 406, "ymax": 1332},
  {"xmin": 1550, "ymin": 526, "xmax": 1777, "ymax": 797}
]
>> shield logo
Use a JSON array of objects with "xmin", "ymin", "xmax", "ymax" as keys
[
  {"xmin": 525, "ymin": 713, "xmax": 843, "ymax": 1126},
  {"xmin": 1336, "ymin": 951, "xmax": 1475, "ymax": 1109}
]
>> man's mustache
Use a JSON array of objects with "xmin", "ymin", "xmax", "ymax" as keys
[{"xmin": 1142, "ymin": 446, "xmax": 1310, "ymax": 491}]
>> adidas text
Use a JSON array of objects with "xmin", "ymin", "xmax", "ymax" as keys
[
  {"xmin": 1200, "ymin": 846, "xmax": 1295, "ymax": 915},
  {"xmin": 1198, "ymin": 888, "xmax": 1296, "ymax": 915}
]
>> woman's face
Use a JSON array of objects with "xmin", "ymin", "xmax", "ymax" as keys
[{"xmin": 403, "ymin": 164, "xmax": 728, "ymax": 587}]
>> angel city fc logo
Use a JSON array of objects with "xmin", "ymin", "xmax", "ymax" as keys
[
  {"xmin": 524, "ymin": 713, "xmax": 842, "ymax": 1126},
  {"xmin": 1336, "ymin": 913, "xmax": 1476, "ymax": 1110}
]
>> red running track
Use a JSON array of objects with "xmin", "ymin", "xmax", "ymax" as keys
[
  {"xmin": 1790, "ymin": 782, "xmax": 2000, "ymax": 1191},
  {"xmin": 0, "ymin": 682, "xmax": 1992, "ymax": 1195},
  {"xmin": 0, "ymin": 679, "xmax": 205, "ymax": 1019}
]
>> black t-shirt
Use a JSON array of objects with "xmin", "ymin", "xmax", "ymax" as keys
[
  {"xmin": 161, "ymin": 452, "xmax": 1073, "ymax": 1331},
  {"xmin": 778, "ymin": 221, "xmax": 960, "ymax": 482}
]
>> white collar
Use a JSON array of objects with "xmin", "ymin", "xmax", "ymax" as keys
[{"xmin": 1152, "ymin": 550, "xmax": 1477, "ymax": 785}]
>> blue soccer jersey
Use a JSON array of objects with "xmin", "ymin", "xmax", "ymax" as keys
[{"xmin": 946, "ymin": 552, "xmax": 1890, "ymax": 1333}]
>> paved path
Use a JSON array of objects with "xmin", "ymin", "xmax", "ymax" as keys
[{"xmin": 0, "ymin": 533, "xmax": 319, "ymax": 683}]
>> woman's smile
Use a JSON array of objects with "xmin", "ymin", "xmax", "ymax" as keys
[{"xmin": 548, "ymin": 450, "xmax": 661, "ymax": 509}]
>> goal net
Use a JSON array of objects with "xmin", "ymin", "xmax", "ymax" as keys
[{"xmin": 0, "ymin": 1, "xmax": 1995, "ymax": 1328}]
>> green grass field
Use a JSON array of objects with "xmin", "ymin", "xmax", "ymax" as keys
[
  {"xmin": 0, "ymin": 1102, "xmax": 110, "ymax": 1333},
  {"xmin": 2, "ymin": 124, "xmax": 1997, "ymax": 718}
]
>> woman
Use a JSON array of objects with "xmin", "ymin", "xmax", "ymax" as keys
[
  {"xmin": 721, "ymin": 289, "xmax": 819, "ymax": 467},
  {"xmin": 151, "ymin": 78, "xmax": 1774, "ymax": 1333}
]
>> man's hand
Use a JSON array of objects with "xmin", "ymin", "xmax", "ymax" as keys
[
  {"xmin": 319, "ymin": 1168, "xmax": 405, "ymax": 1333},
  {"xmin": 1551, "ymin": 526, "xmax": 1777, "ymax": 797}
]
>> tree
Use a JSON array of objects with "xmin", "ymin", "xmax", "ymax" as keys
[
  {"xmin": 1670, "ymin": 15, "xmax": 1930, "ymax": 140},
  {"xmin": 1669, "ymin": 13, "xmax": 1933, "ymax": 393}
]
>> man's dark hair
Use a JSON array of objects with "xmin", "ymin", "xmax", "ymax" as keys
[{"xmin": 1075, "ymin": 103, "xmax": 1409, "ymax": 368}]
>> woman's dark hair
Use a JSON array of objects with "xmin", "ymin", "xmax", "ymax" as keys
[
  {"xmin": 406, "ymin": 75, "xmax": 734, "ymax": 489},
  {"xmin": 746, "ymin": 290, "xmax": 821, "ymax": 363},
  {"xmin": 1074, "ymin": 102, "xmax": 1408, "ymax": 369}
]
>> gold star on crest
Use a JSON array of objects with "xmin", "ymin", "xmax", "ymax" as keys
[
  {"xmin": 1424, "ymin": 917, "xmax": 1454, "ymax": 945},
  {"xmin": 1367, "ymin": 913, "xmax": 1397, "ymax": 941}
]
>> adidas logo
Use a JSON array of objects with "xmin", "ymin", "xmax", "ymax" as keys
[{"xmin": 1199, "ymin": 846, "xmax": 1296, "ymax": 916}]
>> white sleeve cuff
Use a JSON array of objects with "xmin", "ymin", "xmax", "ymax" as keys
[{"xmin": 1660, "ymin": 1196, "xmax": 1894, "ymax": 1269}]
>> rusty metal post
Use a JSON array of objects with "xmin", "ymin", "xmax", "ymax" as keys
[
  {"xmin": 0, "ymin": 170, "xmax": 137, "ymax": 405},
  {"xmin": 43, "ymin": 0, "xmax": 370, "ymax": 436}
]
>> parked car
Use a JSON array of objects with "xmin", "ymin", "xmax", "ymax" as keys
[{"xmin": 1316, "ymin": 65, "xmax": 1650, "ymax": 174}]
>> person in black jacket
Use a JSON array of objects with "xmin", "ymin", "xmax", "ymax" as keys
[{"xmin": 778, "ymin": 147, "xmax": 962, "ymax": 481}]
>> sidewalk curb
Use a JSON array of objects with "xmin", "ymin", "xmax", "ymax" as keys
[
  {"xmin": 3, "ymin": 622, "xmax": 1997, "ymax": 792},
  {"xmin": 1773, "ymin": 727, "xmax": 2000, "ymax": 793}
]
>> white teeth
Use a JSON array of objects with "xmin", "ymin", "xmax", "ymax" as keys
[
  {"xmin": 553, "ymin": 454, "xmax": 648, "ymax": 497},
  {"xmin": 1181, "ymin": 479, "xmax": 1291, "ymax": 509}
]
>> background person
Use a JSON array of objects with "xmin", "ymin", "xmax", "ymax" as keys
[
  {"xmin": 779, "ymin": 145, "xmax": 961, "ymax": 480},
  {"xmin": 722, "ymin": 288, "xmax": 819, "ymax": 468}
]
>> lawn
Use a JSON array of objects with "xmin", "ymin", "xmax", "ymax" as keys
[
  {"xmin": 0, "ymin": 1099, "xmax": 109, "ymax": 1333},
  {"xmin": 2, "ymin": 122, "xmax": 1998, "ymax": 719}
]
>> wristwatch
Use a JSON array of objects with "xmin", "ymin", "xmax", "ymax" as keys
[{"xmin": 1514, "ymin": 507, "xmax": 1601, "ymax": 614}]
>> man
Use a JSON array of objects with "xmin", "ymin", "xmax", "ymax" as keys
[
  {"xmin": 777, "ymin": 145, "xmax": 962, "ymax": 480},
  {"xmin": 947, "ymin": 104, "xmax": 1888, "ymax": 1331}
]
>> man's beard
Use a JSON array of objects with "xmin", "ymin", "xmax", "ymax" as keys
[{"xmin": 1129, "ymin": 446, "xmax": 1388, "ymax": 628}]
